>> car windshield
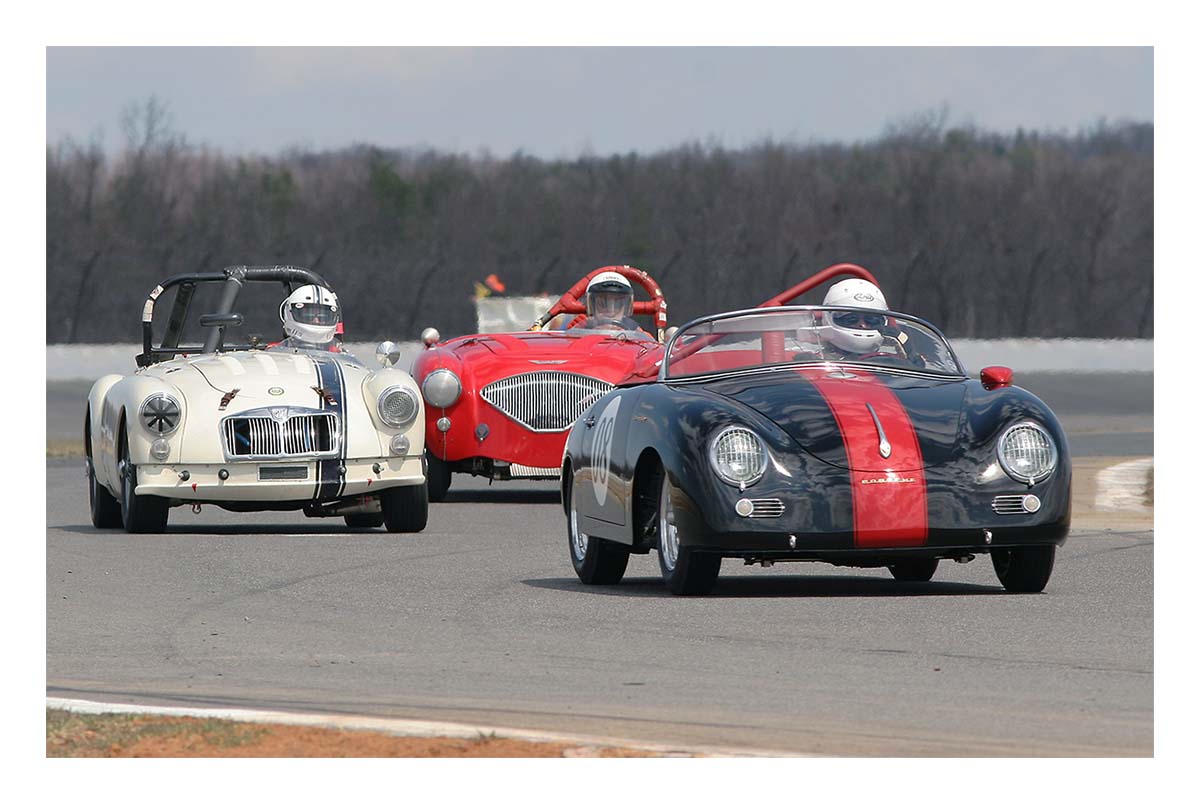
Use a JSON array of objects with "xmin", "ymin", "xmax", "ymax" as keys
[{"xmin": 664, "ymin": 307, "xmax": 962, "ymax": 379}]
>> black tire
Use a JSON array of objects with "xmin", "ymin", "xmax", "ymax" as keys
[
  {"xmin": 344, "ymin": 513, "xmax": 384, "ymax": 528},
  {"xmin": 566, "ymin": 473, "xmax": 629, "ymax": 585},
  {"xmin": 887, "ymin": 557, "xmax": 939, "ymax": 582},
  {"xmin": 380, "ymin": 483, "xmax": 429, "ymax": 533},
  {"xmin": 991, "ymin": 545, "xmax": 1056, "ymax": 593},
  {"xmin": 426, "ymin": 450, "xmax": 452, "ymax": 502},
  {"xmin": 657, "ymin": 473, "xmax": 720, "ymax": 596},
  {"xmin": 118, "ymin": 428, "xmax": 169, "ymax": 534},
  {"xmin": 88, "ymin": 456, "xmax": 123, "ymax": 529}
]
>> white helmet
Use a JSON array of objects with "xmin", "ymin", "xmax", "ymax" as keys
[
  {"xmin": 585, "ymin": 271, "xmax": 634, "ymax": 325},
  {"xmin": 821, "ymin": 278, "xmax": 889, "ymax": 354},
  {"xmin": 280, "ymin": 284, "xmax": 340, "ymax": 346}
]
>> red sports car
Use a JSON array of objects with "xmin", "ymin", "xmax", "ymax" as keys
[
  {"xmin": 412, "ymin": 265, "xmax": 669, "ymax": 500},
  {"xmin": 412, "ymin": 262, "xmax": 879, "ymax": 501}
]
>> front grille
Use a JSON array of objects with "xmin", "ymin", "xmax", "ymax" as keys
[
  {"xmin": 747, "ymin": 498, "xmax": 785, "ymax": 518},
  {"xmin": 480, "ymin": 371, "xmax": 614, "ymax": 432},
  {"xmin": 991, "ymin": 495, "xmax": 1030, "ymax": 515},
  {"xmin": 223, "ymin": 409, "xmax": 338, "ymax": 459}
]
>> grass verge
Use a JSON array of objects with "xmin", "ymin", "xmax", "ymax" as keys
[{"xmin": 46, "ymin": 709, "xmax": 660, "ymax": 758}]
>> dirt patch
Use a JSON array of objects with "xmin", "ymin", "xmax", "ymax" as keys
[
  {"xmin": 46, "ymin": 710, "xmax": 660, "ymax": 758},
  {"xmin": 47, "ymin": 439, "xmax": 84, "ymax": 458}
]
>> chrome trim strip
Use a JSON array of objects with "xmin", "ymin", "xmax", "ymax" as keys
[{"xmin": 865, "ymin": 402, "xmax": 892, "ymax": 459}]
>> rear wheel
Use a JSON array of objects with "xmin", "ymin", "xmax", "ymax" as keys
[
  {"xmin": 344, "ymin": 513, "xmax": 384, "ymax": 528},
  {"xmin": 657, "ymin": 473, "xmax": 720, "ymax": 596},
  {"xmin": 991, "ymin": 545, "xmax": 1056, "ymax": 593},
  {"xmin": 118, "ymin": 428, "xmax": 169, "ymax": 534},
  {"xmin": 887, "ymin": 557, "xmax": 939, "ymax": 582},
  {"xmin": 380, "ymin": 483, "xmax": 429, "ymax": 533},
  {"xmin": 426, "ymin": 451, "xmax": 452, "ymax": 502},
  {"xmin": 566, "ymin": 474, "xmax": 629, "ymax": 584}
]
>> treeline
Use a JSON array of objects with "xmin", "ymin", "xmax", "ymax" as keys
[{"xmin": 47, "ymin": 102, "xmax": 1153, "ymax": 343}]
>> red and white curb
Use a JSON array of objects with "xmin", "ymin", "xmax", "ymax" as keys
[
  {"xmin": 46, "ymin": 697, "xmax": 803, "ymax": 758},
  {"xmin": 1094, "ymin": 457, "xmax": 1153, "ymax": 514}
]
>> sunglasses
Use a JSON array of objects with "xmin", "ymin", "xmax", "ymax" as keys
[{"xmin": 831, "ymin": 311, "xmax": 886, "ymax": 329}]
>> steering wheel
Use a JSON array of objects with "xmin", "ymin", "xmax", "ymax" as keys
[{"xmin": 530, "ymin": 265, "xmax": 668, "ymax": 342}]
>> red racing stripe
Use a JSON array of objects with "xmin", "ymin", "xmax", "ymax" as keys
[{"xmin": 805, "ymin": 368, "xmax": 928, "ymax": 548}]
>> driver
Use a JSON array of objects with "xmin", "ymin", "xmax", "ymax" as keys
[
  {"xmin": 272, "ymin": 284, "xmax": 343, "ymax": 351},
  {"xmin": 818, "ymin": 278, "xmax": 896, "ymax": 360},
  {"xmin": 582, "ymin": 271, "xmax": 640, "ymax": 331}
]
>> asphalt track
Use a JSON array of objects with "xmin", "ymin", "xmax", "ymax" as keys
[{"xmin": 45, "ymin": 373, "xmax": 1153, "ymax": 756}]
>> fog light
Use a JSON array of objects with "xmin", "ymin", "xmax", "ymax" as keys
[
  {"xmin": 735, "ymin": 498, "xmax": 754, "ymax": 517},
  {"xmin": 437, "ymin": 416, "xmax": 452, "ymax": 432},
  {"xmin": 390, "ymin": 434, "xmax": 410, "ymax": 455},
  {"xmin": 1021, "ymin": 494, "xmax": 1042, "ymax": 513},
  {"xmin": 150, "ymin": 438, "xmax": 170, "ymax": 461}
]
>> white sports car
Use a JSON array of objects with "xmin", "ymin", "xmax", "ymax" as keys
[{"xmin": 85, "ymin": 266, "xmax": 428, "ymax": 533}]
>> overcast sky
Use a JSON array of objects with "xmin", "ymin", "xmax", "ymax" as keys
[{"xmin": 46, "ymin": 46, "xmax": 1152, "ymax": 158}]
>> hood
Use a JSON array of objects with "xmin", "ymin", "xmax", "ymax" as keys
[
  {"xmin": 145, "ymin": 350, "xmax": 369, "ymax": 413},
  {"xmin": 445, "ymin": 332, "xmax": 660, "ymax": 385},
  {"xmin": 696, "ymin": 366, "xmax": 968, "ymax": 470}
]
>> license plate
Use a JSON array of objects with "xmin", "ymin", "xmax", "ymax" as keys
[{"xmin": 258, "ymin": 465, "xmax": 308, "ymax": 481}]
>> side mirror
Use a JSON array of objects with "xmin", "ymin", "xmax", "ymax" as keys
[
  {"xmin": 980, "ymin": 365, "xmax": 1013, "ymax": 390},
  {"xmin": 421, "ymin": 327, "xmax": 441, "ymax": 347},
  {"xmin": 199, "ymin": 313, "xmax": 244, "ymax": 328},
  {"xmin": 376, "ymin": 341, "xmax": 403, "ymax": 367}
]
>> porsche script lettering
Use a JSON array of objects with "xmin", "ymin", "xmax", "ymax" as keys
[{"xmin": 860, "ymin": 476, "xmax": 916, "ymax": 484}]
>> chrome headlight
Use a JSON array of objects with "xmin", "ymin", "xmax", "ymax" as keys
[
  {"xmin": 709, "ymin": 427, "xmax": 767, "ymax": 487},
  {"xmin": 378, "ymin": 385, "xmax": 420, "ymax": 429},
  {"xmin": 997, "ymin": 421, "xmax": 1057, "ymax": 484},
  {"xmin": 139, "ymin": 394, "xmax": 181, "ymax": 435},
  {"xmin": 422, "ymin": 368, "xmax": 462, "ymax": 408}
]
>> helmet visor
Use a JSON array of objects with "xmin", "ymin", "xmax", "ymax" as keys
[
  {"xmin": 289, "ymin": 303, "xmax": 339, "ymax": 326},
  {"xmin": 831, "ymin": 311, "xmax": 886, "ymax": 330},
  {"xmin": 586, "ymin": 289, "xmax": 633, "ymax": 321}
]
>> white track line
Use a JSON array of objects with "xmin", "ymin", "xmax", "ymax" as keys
[
  {"xmin": 46, "ymin": 697, "xmax": 803, "ymax": 758},
  {"xmin": 1094, "ymin": 457, "xmax": 1153, "ymax": 513}
]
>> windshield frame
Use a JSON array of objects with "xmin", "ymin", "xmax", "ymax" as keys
[{"xmin": 658, "ymin": 305, "xmax": 966, "ymax": 382}]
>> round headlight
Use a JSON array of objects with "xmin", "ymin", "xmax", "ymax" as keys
[
  {"xmin": 140, "ymin": 394, "xmax": 181, "ymax": 435},
  {"xmin": 422, "ymin": 368, "xmax": 462, "ymax": 408},
  {"xmin": 709, "ymin": 427, "xmax": 767, "ymax": 487},
  {"xmin": 378, "ymin": 386, "xmax": 419, "ymax": 429},
  {"xmin": 997, "ymin": 421, "xmax": 1057, "ymax": 484}
]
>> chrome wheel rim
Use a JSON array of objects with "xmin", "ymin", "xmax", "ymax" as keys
[
  {"xmin": 659, "ymin": 473, "xmax": 679, "ymax": 571},
  {"xmin": 569, "ymin": 488, "xmax": 588, "ymax": 561}
]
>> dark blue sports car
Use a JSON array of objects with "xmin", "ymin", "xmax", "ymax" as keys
[{"xmin": 561, "ymin": 304, "xmax": 1070, "ymax": 595}]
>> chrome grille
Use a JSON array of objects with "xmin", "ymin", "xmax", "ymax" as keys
[
  {"xmin": 223, "ymin": 409, "xmax": 338, "ymax": 460},
  {"xmin": 481, "ymin": 371, "xmax": 614, "ymax": 432},
  {"xmin": 509, "ymin": 463, "xmax": 561, "ymax": 478},
  {"xmin": 991, "ymin": 495, "xmax": 1030, "ymax": 515},
  {"xmin": 747, "ymin": 498, "xmax": 785, "ymax": 518}
]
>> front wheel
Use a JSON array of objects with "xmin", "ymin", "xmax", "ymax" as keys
[
  {"xmin": 118, "ymin": 430, "xmax": 168, "ymax": 533},
  {"xmin": 87, "ymin": 456, "xmax": 122, "ymax": 529},
  {"xmin": 567, "ymin": 475, "xmax": 629, "ymax": 584},
  {"xmin": 887, "ymin": 557, "xmax": 939, "ymax": 582},
  {"xmin": 426, "ymin": 451, "xmax": 452, "ymax": 502},
  {"xmin": 380, "ymin": 483, "xmax": 429, "ymax": 533},
  {"xmin": 657, "ymin": 473, "xmax": 720, "ymax": 596},
  {"xmin": 991, "ymin": 545, "xmax": 1056, "ymax": 593}
]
